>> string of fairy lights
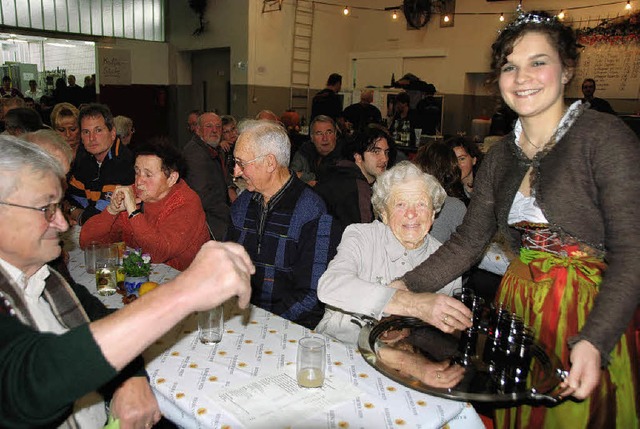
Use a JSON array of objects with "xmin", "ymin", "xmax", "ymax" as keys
[{"xmin": 314, "ymin": 1, "xmax": 635, "ymax": 23}]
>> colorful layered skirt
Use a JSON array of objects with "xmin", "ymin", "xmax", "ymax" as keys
[{"xmin": 495, "ymin": 223, "xmax": 638, "ymax": 428}]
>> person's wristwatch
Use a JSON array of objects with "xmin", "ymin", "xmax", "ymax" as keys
[{"xmin": 128, "ymin": 208, "xmax": 142, "ymax": 219}]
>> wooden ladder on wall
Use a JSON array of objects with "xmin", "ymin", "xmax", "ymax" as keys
[{"xmin": 290, "ymin": 0, "xmax": 314, "ymax": 122}]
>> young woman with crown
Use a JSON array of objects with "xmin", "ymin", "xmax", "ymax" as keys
[{"xmin": 391, "ymin": 7, "xmax": 639, "ymax": 428}]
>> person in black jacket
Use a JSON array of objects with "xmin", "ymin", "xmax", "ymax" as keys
[
  {"xmin": 66, "ymin": 103, "xmax": 135, "ymax": 225},
  {"xmin": 311, "ymin": 73, "xmax": 343, "ymax": 123},
  {"xmin": 343, "ymin": 89, "xmax": 382, "ymax": 134},
  {"xmin": 314, "ymin": 126, "xmax": 393, "ymax": 230},
  {"xmin": 581, "ymin": 78, "xmax": 616, "ymax": 115}
]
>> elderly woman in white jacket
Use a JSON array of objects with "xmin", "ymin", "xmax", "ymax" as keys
[{"xmin": 317, "ymin": 162, "xmax": 470, "ymax": 353}]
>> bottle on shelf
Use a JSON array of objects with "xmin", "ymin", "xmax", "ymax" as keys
[
  {"xmin": 401, "ymin": 120, "xmax": 411, "ymax": 146},
  {"xmin": 391, "ymin": 120, "xmax": 399, "ymax": 142}
]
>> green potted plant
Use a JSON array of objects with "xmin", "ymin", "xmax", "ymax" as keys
[{"xmin": 122, "ymin": 249, "xmax": 151, "ymax": 295}]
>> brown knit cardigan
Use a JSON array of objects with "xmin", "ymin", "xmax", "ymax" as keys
[{"xmin": 402, "ymin": 106, "xmax": 640, "ymax": 364}]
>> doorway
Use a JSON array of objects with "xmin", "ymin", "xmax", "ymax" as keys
[{"xmin": 191, "ymin": 48, "xmax": 230, "ymax": 114}]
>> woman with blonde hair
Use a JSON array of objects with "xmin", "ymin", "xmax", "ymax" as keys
[{"xmin": 50, "ymin": 102, "xmax": 80, "ymax": 158}]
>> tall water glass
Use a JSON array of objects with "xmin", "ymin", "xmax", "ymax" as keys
[
  {"xmin": 198, "ymin": 306, "xmax": 224, "ymax": 344},
  {"xmin": 296, "ymin": 335, "xmax": 326, "ymax": 388},
  {"xmin": 95, "ymin": 255, "xmax": 118, "ymax": 296}
]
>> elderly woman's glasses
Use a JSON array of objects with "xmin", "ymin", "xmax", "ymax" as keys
[
  {"xmin": 0, "ymin": 201, "xmax": 61, "ymax": 222},
  {"xmin": 233, "ymin": 154, "xmax": 267, "ymax": 171}
]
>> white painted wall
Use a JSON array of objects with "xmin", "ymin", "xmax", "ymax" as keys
[
  {"xmin": 164, "ymin": 0, "xmax": 634, "ymax": 97},
  {"xmin": 248, "ymin": 0, "xmax": 294, "ymax": 88},
  {"xmin": 342, "ymin": 0, "xmax": 631, "ymax": 95},
  {"xmin": 98, "ymin": 38, "xmax": 169, "ymax": 85},
  {"xmin": 167, "ymin": 0, "xmax": 249, "ymax": 85}
]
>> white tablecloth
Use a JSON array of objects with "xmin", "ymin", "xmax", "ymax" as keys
[
  {"xmin": 64, "ymin": 227, "xmax": 484, "ymax": 429},
  {"xmin": 63, "ymin": 226, "xmax": 181, "ymax": 308}
]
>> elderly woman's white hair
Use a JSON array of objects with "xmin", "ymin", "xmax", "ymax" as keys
[{"xmin": 371, "ymin": 161, "xmax": 446, "ymax": 218}]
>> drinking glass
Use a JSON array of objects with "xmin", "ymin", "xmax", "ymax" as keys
[
  {"xmin": 296, "ymin": 335, "xmax": 326, "ymax": 388},
  {"xmin": 95, "ymin": 256, "xmax": 117, "ymax": 296},
  {"xmin": 456, "ymin": 327, "xmax": 479, "ymax": 366},
  {"xmin": 111, "ymin": 242, "xmax": 126, "ymax": 286},
  {"xmin": 414, "ymin": 128, "xmax": 423, "ymax": 145},
  {"xmin": 453, "ymin": 287, "xmax": 475, "ymax": 309},
  {"xmin": 198, "ymin": 306, "xmax": 224, "ymax": 344},
  {"xmin": 85, "ymin": 242, "xmax": 108, "ymax": 274},
  {"xmin": 453, "ymin": 288, "xmax": 485, "ymax": 329}
]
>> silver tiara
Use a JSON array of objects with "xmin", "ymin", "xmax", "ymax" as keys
[{"xmin": 501, "ymin": 4, "xmax": 561, "ymax": 32}]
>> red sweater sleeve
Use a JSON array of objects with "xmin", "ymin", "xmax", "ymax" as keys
[{"xmin": 79, "ymin": 209, "xmax": 125, "ymax": 249}]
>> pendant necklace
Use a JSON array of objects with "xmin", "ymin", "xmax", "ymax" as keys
[{"xmin": 520, "ymin": 128, "xmax": 543, "ymax": 149}]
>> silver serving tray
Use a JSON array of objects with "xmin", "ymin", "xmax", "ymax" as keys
[{"xmin": 357, "ymin": 317, "xmax": 566, "ymax": 404}]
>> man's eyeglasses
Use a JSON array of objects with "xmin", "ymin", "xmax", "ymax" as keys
[
  {"xmin": 233, "ymin": 154, "xmax": 267, "ymax": 171},
  {"xmin": 0, "ymin": 201, "xmax": 61, "ymax": 222},
  {"xmin": 312, "ymin": 129, "xmax": 335, "ymax": 138}
]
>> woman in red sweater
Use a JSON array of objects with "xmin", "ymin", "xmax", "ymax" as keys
[{"xmin": 80, "ymin": 139, "xmax": 210, "ymax": 270}]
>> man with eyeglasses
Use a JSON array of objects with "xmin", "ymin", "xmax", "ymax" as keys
[
  {"xmin": 227, "ymin": 120, "xmax": 342, "ymax": 330},
  {"xmin": 290, "ymin": 115, "xmax": 345, "ymax": 186},
  {"xmin": 0, "ymin": 136, "xmax": 254, "ymax": 428},
  {"xmin": 314, "ymin": 126, "xmax": 394, "ymax": 230},
  {"xmin": 66, "ymin": 103, "xmax": 135, "ymax": 226},
  {"xmin": 182, "ymin": 111, "xmax": 231, "ymax": 240}
]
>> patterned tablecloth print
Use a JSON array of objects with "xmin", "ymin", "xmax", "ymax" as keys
[{"xmin": 64, "ymin": 226, "xmax": 484, "ymax": 429}]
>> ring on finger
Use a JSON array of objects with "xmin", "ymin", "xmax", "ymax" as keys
[
  {"xmin": 442, "ymin": 315, "xmax": 449, "ymax": 324},
  {"xmin": 436, "ymin": 371, "xmax": 442, "ymax": 379}
]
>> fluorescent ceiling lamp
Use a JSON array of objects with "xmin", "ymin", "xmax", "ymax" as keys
[{"xmin": 47, "ymin": 42, "xmax": 76, "ymax": 48}]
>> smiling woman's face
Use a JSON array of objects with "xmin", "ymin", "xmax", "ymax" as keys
[
  {"xmin": 55, "ymin": 116, "xmax": 80, "ymax": 152},
  {"xmin": 381, "ymin": 179, "xmax": 434, "ymax": 250}
]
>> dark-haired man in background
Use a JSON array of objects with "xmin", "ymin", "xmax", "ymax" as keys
[
  {"xmin": 314, "ymin": 126, "xmax": 392, "ymax": 230},
  {"xmin": 311, "ymin": 73, "xmax": 343, "ymax": 123}
]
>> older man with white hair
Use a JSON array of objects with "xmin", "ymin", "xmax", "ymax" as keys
[
  {"xmin": 183, "ymin": 111, "xmax": 231, "ymax": 239},
  {"xmin": 0, "ymin": 136, "xmax": 254, "ymax": 428},
  {"xmin": 228, "ymin": 120, "xmax": 342, "ymax": 329}
]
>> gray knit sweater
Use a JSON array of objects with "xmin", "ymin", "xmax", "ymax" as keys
[{"xmin": 402, "ymin": 107, "xmax": 640, "ymax": 363}]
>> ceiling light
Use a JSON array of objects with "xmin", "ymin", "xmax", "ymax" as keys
[
  {"xmin": 557, "ymin": 10, "xmax": 565, "ymax": 20},
  {"xmin": 392, "ymin": 10, "xmax": 398, "ymax": 20},
  {"xmin": 626, "ymin": 1, "xmax": 632, "ymax": 10},
  {"xmin": 443, "ymin": 14, "xmax": 450, "ymax": 22},
  {"xmin": 499, "ymin": 12, "xmax": 505, "ymax": 22},
  {"xmin": 46, "ymin": 42, "xmax": 76, "ymax": 48},
  {"xmin": 343, "ymin": 6, "xmax": 349, "ymax": 16}
]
